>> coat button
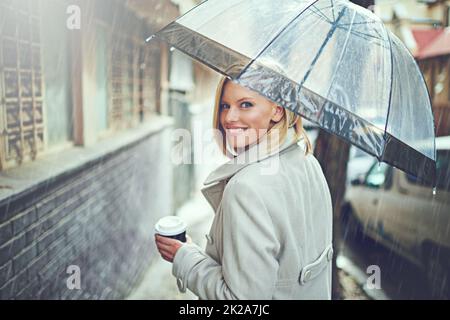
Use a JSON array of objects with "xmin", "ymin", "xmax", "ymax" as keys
[
  {"xmin": 177, "ymin": 278, "xmax": 186, "ymax": 293},
  {"xmin": 303, "ymin": 269, "xmax": 312, "ymax": 282},
  {"xmin": 327, "ymin": 248, "xmax": 334, "ymax": 262},
  {"xmin": 205, "ymin": 234, "xmax": 214, "ymax": 244}
]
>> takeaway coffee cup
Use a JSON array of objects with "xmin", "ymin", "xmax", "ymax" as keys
[{"xmin": 155, "ymin": 216, "xmax": 187, "ymax": 242}]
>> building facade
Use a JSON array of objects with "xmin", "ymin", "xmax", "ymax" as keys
[{"xmin": 0, "ymin": 0, "xmax": 182, "ymax": 299}]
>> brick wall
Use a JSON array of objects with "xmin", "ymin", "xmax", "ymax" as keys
[{"xmin": 0, "ymin": 127, "xmax": 173, "ymax": 299}]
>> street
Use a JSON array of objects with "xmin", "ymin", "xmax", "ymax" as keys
[{"xmin": 338, "ymin": 231, "xmax": 437, "ymax": 300}]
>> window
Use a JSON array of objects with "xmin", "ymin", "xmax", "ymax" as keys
[
  {"xmin": 0, "ymin": 0, "xmax": 162, "ymax": 171},
  {"xmin": 0, "ymin": 0, "xmax": 44, "ymax": 169},
  {"xmin": 92, "ymin": 0, "xmax": 161, "ymax": 134},
  {"xmin": 93, "ymin": 1, "xmax": 159, "ymax": 132},
  {"xmin": 95, "ymin": 24, "xmax": 109, "ymax": 134},
  {"xmin": 139, "ymin": 42, "xmax": 160, "ymax": 118},
  {"xmin": 40, "ymin": 0, "xmax": 73, "ymax": 147},
  {"xmin": 365, "ymin": 162, "xmax": 391, "ymax": 189},
  {"xmin": 109, "ymin": 36, "xmax": 142, "ymax": 130}
]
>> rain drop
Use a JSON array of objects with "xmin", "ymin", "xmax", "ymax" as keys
[
  {"xmin": 145, "ymin": 35, "xmax": 155, "ymax": 43},
  {"xmin": 432, "ymin": 187, "xmax": 437, "ymax": 196},
  {"xmin": 170, "ymin": 47, "xmax": 175, "ymax": 52}
]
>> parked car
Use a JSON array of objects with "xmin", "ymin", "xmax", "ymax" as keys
[
  {"xmin": 346, "ymin": 146, "xmax": 375, "ymax": 186},
  {"xmin": 342, "ymin": 135, "xmax": 450, "ymax": 297}
]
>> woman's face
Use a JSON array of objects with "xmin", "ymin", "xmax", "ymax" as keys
[{"xmin": 219, "ymin": 81, "xmax": 283, "ymax": 152}]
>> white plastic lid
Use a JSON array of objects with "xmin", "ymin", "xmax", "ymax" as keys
[{"xmin": 154, "ymin": 216, "xmax": 186, "ymax": 236}]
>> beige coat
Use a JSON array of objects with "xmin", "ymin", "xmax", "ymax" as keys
[{"xmin": 172, "ymin": 128, "xmax": 333, "ymax": 299}]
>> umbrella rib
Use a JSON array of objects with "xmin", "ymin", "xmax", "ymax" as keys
[
  {"xmin": 237, "ymin": 0, "xmax": 320, "ymax": 79},
  {"xmin": 336, "ymin": 25, "xmax": 383, "ymax": 41},
  {"xmin": 331, "ymin": 0, "xmax": 335, "ymax": 22},
  {"xmin": 311, "ymin": 6, "xmax": 333, "ymax": 23},
  {"xmin": 308, "ymin": 6, "xmax": 388, "ymax": 48},
  {"xmin": 309, "ymin": 4, "xmax": 333, "ymax": 23},
  {"xmin": 372, "ymin": 27, "xmax": 385, "ymax": 41},
  {"xmin": 337, "ymin": 23, "xmax": 383, "ymax": 40},
  {"xmin": 335, "ymin": 27, "xmax": 389, "ymax": 49},
  {"xmin": 307, "ymin": 2, "xmax": 381, "ymax": 46},
  {"xmin": 296, "ymin": 6, "xmax": 347, "ymax": 111},
  {"xmin": 317, "ymin": 7, "xmax": 388, "ymax": 46},
  {"xmin": 322, "ymin": 9, "xmax": 356, "ymax": 106},
  {"xmin": 338, "ymin": 20, "xmax": 378, "ymax": 27},
  {"xmin": 382, "ymin": 23, "xmax": 393, "ymax": 143}
]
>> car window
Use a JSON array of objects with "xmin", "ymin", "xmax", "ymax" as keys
[
  {"xmin": 405, "ymin": 150, "xmax": 450, "ymax": 191},
  {"xmin": 365, "ymin": 162, "xmax": 390, "ymax": 188},
  {"xmin": 436, "ymin": 151, "xmax": 450, "ymax": 191}
]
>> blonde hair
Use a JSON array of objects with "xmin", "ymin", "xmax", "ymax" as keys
[{"xmin": 212, "ymin": 62, "xmax": 312, "ymax": 158}]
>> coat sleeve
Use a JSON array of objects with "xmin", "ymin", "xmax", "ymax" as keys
[{"xmin": 172, "ymin": 179, "xmax": 280, "ymax": 300}]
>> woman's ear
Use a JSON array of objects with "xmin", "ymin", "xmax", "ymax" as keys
[{"xmin": 271, "ymin": 105, "xmax": 284, "ymax": 123}]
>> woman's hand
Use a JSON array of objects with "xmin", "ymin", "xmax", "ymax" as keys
[{"xmin": 154, "ymin": 234, "xmax": 192, "ymax": 263}]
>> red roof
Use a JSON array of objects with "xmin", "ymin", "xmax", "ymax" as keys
[{"xmin": 412, "ymin": 28, "xmax": 450, "ymax": 59}]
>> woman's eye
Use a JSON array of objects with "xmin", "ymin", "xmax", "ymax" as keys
[{"xmin": 220, "ymin": 102, "xmax": 253, "ymax": 109}]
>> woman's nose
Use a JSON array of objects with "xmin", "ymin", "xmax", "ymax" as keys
[{"xmin": 224, "ymin": 106, "xmax": 240, "ymax": 122}]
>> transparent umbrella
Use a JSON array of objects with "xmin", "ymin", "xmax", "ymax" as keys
[{"xmin": 147, "ymin": 0, "xmax": 437, "ymax": 186}]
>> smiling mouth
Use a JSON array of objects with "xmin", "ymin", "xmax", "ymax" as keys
[{"xmin": 226, "ymin": 128, "xmax": 248, "ymax": 136}]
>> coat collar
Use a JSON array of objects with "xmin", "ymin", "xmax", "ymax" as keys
[{"xmin": 203, "ymin": 127, "xmax": 300, "ymax": 186}]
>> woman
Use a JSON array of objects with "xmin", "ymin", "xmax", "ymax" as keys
[{"xmin": 155, "ymin": 73, "xmax": 333, "ymax": 300}]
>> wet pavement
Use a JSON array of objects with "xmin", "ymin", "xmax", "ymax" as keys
[{"xmin": 338, "ymin": 234, "xmax": 439, "ymax": 300}]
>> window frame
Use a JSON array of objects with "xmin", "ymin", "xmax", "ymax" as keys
[
  {"xmin": 0, "ymin": 0, "xmax": 45, "ymax": 170},
  {"xmin": 364, "ymin": 161, "xmax": 392, "ymax": 190}
]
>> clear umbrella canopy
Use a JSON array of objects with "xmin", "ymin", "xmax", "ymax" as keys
[{"xmin": 148, "ymin": 0, "xmax": 436, "ymax": 186}]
